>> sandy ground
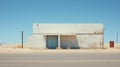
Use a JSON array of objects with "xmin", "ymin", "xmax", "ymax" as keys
[
  {"xmin": 1, "ymin": 43, "xmax": 120, "ymax": 53},
  {"xmin": 0, "ymin": 47, "xmax": 120, "ymax": 53}
]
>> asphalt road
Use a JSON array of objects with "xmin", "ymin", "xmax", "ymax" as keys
[{"xmin": 0, "ymin": 52, "xmax": 120, "ymax": 67}]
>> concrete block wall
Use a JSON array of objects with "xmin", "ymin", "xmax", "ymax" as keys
[
  {"xmin": 60, "ymin": 35, "xmax": 80, "ymax": 49},
  {"xmin": 33, "ymin": 24, "xmax": 104, "ymax": 34},
  {"xmin": 77, "ymin": 35, "xmax": 103, "ymax": 48},
  {"xmin": 28, "ymin": 35, "xmax": 46, "ymax": 49},
  {"xmin": 28, "ymin": 23, "xmax": 104, "ymax": 49}
]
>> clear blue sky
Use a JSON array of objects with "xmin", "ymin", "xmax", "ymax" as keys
[{"xmin": 0, "ymin": 0, "xmax": 120, "ymax": 43}]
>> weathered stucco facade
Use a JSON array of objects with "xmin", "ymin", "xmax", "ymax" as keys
[{"xmin": 28, "ymin": 23, "xmax": 104, "ymax": 49}]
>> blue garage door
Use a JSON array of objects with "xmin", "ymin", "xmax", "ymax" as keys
[{"xmin": 46, "ymin": 35, "xmax": 58, "ymax": 49}]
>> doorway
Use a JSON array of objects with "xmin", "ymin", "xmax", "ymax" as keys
[{"xmin": 46, "ymin": 35, "xmax": 58, "ymax": 49}]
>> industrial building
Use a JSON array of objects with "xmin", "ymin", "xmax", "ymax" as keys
[{"xmin": 28, "ymin": 23, "xmax": 104, "ymax": 49}]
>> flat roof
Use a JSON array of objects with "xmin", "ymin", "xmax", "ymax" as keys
[{"xmin": 33, "ymin": 24, "xmax": 104, "ymax": 34}]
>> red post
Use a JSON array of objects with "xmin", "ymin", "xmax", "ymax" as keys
[{"xmin": 110, "ymin": 41, "xmax": 114, "ymax": 48}]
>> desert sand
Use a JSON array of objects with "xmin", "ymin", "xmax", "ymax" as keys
[
  {"xmin": 0, "ymin": 47, "xmax": 120, "ymax": 53},
  {"xmin": 0, "ymin": 43, "xmax": 120, "ymax": 53}
]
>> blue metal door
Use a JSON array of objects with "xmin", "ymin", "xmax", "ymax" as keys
[{"xmin": 46, "ymin": 35, "xmax": 58, "ymax": 49}]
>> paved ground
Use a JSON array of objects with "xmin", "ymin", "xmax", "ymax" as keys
[{"xmin": 0, "ymin": 52, "xmax": 120, "ymax": 67}]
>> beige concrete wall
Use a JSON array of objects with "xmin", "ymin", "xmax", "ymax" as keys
[
  {"xmin": 77, "ymin": 35, "xmax": 102, "ymax": 48},
  {"xmin": 28, "ymin": 23, "xmax": 104, "ymax": 49},
  {"xmin": 33, "ymin": 24, "xmax": 103, "ymax": 34},
  {"xmin": 60, "ymin": 35, "xmax": 80, "ymax": 49},
  {"xmin": 28, "ymin": 35, "xmax": 46, "ymax": 49},
  {"xmin": 28, "ymin": 34, "xmax": 103, "ymax": 49}
]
